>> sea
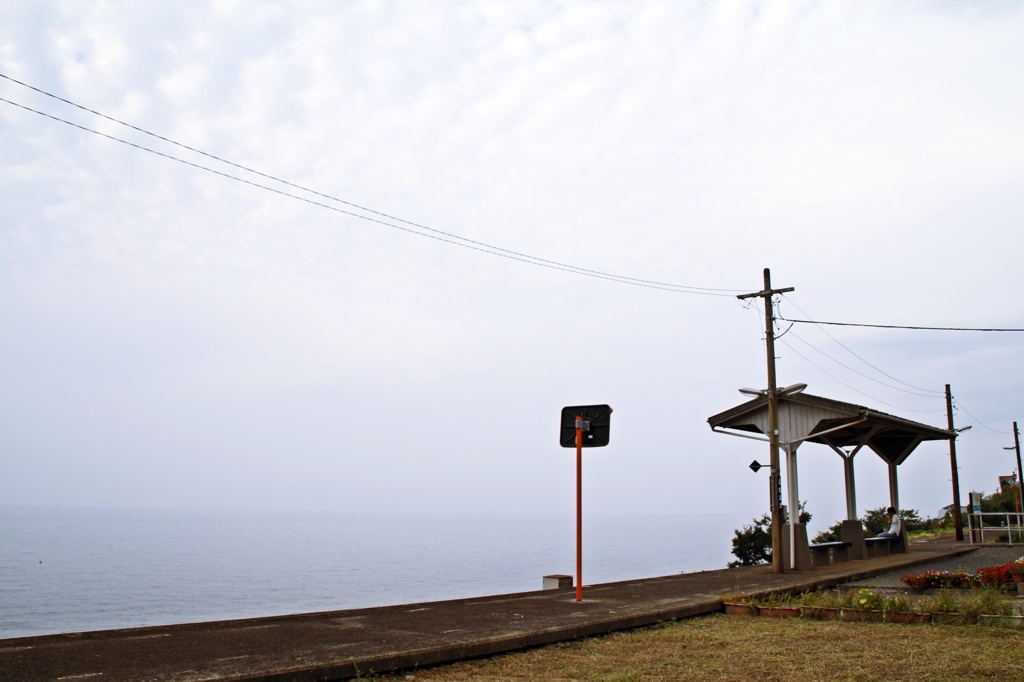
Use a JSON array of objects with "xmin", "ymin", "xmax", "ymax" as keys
[{"xmin": 0, "ymin": 506, "xmax": 736, "ymax": 640}]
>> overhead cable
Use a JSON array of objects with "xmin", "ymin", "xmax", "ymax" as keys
[
  {"xmin": 0, "ymin": 73, "xmax": 742, "ymax": 297},
  {"xmin": 786, "ymin": 331, "xmax": 938, "ymax": 398},
  {"xmin": 779, "ymin": 315, "xmax": 1024, "ymax": 333},
  {"xmin": 779, "ymin": 297, "xmax": 945, "ymax": 396},
  {"xmin": 778, "ymin": 338, "xmax": 938, "ymax": 414},
  {"xmin": 952, "ymin": 398, "xmax": 1011, "ymax": 435}
]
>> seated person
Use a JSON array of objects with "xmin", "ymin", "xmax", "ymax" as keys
[{"xmin": 876, "ymin": 507, "xmax": 902, "ymax": 538}]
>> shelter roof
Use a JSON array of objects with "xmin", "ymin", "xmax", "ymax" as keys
[{"xmin": 706, "ymin": 391, "xmax": 954, "ymax": 465}]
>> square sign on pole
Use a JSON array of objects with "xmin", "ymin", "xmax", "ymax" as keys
[
  {"xmin": 559, "ymin": 403, "xmax": 612, "ymax": 603},
  {"xmin": 559, "ymin": 404, "xmax": 613, "ymax": 448}
]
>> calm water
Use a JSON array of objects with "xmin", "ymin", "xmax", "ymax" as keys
[{"xmin": 0, "ymin": 506, "xmax": 735, "ymax": 639}]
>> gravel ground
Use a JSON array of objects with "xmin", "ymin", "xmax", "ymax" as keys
[{"xmin": 851, "ymin": 545, "xmax": 1024, "ymax": 588}]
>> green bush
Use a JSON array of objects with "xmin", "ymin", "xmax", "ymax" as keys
[
  {"xmin": 728, "ymin": 504, "xmax": 811, "ymax": 567},
  {"xmin": 815, "ymin": 508, "xmax": 929, "ymax": 541},
  {"xmin": 812, "ymin": 521, "xmax": 843, "ymax": 543},
  {"xmin": 728, "ymin": 513, "xmax": 772, "ymax": 567}
]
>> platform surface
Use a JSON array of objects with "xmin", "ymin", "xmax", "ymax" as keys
[{"xmin": 0, "ymin": 537, "xmax": 997, "ymax": 682}]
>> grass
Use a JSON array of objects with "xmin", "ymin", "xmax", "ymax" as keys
[{"xmin": 375, "ymin": 613, "xmax": 1024, "ymax": 681}]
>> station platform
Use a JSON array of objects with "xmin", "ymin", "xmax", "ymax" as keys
[{"xmin": 0, "ymin": 536, "xmax": 989, "ymax": 682}]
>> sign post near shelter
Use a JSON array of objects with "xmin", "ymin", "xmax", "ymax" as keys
[{"xmin": 559, "ymin": 404, "xmax": 612, "ymax": 602}]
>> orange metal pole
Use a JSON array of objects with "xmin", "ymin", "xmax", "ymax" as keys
[{"xmin": 576, "ymin": 417, "xmax": 583, "ymax": 602}]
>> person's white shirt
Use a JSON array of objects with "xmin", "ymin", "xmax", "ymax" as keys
[{"xmin": 887, "ymin": 513, "xmax": 902, "ymax": 536}]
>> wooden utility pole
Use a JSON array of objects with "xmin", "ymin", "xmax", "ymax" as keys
[
  {"xmin": 945, "ymin": 384, "xmax": 964, "ymax": 542},
  {"xmin": 1012, "ymin": 422, "xmax": 1023, "ymax": 521},
  {"xmin": 737, "ymin": 268, "xmax": 794, "ymax": 574}
]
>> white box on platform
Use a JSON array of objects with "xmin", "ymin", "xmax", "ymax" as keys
[{"xmin": 543, "ymin": 574, "xmax": 573, "ymax": 590}]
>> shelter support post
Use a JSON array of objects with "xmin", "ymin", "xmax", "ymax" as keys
[
  {"xmin": 826, "ymin": 440, "xmax": 871, "ymax": 560},
  {"xmin": 783, "ymin": 444, "xmax": 811, "ymax": 569},
  {"xmin": 843, "ymin": 455, "xmax": 858, "ymax": 521},
  {"xmin": 888, "ymin": 462, "xmax": 900, "ymax": 513},
  {"xmin": 824, "ymin": 426, "xmax": 877, "ymax": 522}
]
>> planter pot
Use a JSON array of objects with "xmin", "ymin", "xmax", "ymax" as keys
[
  {"xmin": 722, "ymin": 602, "xmax": 757, "ymax": 616},
  {"xmin": 932, "ymin": 612, "xmax": 970, "ymax": 625},
  {"xmin": 884, "ymin": 611, "xmax": 930, "ymax": 624},
  {"xmin": 841, "ymin": 609, "xmax": 883, "ymax": 623},
  {"xmin": 759, "ymin": 606, "xmax": 801, "ymax": 618},
  {"xmin": 1012, "ymin": 574, "xmax": 1024, "ymax": 583},
  {"xmin": 801, "ymin": 606, "xmax": 839, "ymax": 621},
  {"xmin": 979, "ymin": 614, "xmax": 1024, "ymax": 629}
]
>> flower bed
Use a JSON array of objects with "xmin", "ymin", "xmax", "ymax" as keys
[
  {"xmin": 901, "ymin": 570, "xmax": 978, "ymax": 589},
  {"xmin": 727, "ymin": 585, "xmax": 1020, "ymax": 625},
  {"xmin": 902, "ymin": 557, "xmax": 1024, "ymax": 589}
]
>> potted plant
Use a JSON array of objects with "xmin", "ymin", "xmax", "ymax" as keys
[
  {"xmin": 925, "ymin": 589, "xmax": 968, "ymax": 625},
  {"xmin": 798, "ymin": 590, "xmax": 840, "ymax": 621},
  {"xmin": 882, "ymin": 594, "xmax": 928, "ymax": 624},
  {"xmin": 721, "ymin": 597, "xmax": 757, "ymax": 616},
  {"xmin": 757, "ymin": 592, "xmax": 800, "ymax": 618},
  {"xmin": 841, "ymin": 588, "xmax": 885, "ymax": 622},
  {"xmin": 1006, "ymin": 561, "xmax": 1024, "ymax": 583}
]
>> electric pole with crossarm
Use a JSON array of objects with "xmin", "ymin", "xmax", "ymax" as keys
[{"xmin": 737, "ymin": 268, "xmax": 794, "ymax": 574}]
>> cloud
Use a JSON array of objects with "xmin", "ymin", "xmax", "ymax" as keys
[{"xmin": 0, "ymin": 1, "xmax": 1022, "ymax": 530}]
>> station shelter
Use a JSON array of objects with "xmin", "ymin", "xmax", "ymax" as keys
[{"xmin": 707, "ymin": 388, "xmax": 954, "ymax": 569}]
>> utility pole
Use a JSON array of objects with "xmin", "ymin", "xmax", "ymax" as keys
[
  {"xmin": 738, "ymin": 268, "xmax": 794, "ymax": 574},
  {"xmin": 1012, "ymin": 422, "xmax": 1023, "ymax": 521},
  {"xmin": 945, "ymin": 384, "xmax": 964, "ymax": 542}
]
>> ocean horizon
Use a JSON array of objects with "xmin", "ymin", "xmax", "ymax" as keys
[{"xmin": 0, "ymin": 505, "xmax": 737, "ymax": 639}]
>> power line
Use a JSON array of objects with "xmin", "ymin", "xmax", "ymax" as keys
[
  {"xmin": 786, "ymin": 331, "xmax": 937, "ymax": 398},
  {"xmin": 777, "ymin": 337, "xmax": 938, "ymax": 414},
  {"xmin": 951, "ymin": 398, "xmax": 1010, "ymax": 435},
  {"xmin": 779, "ymin": 315, "xmax": 1024, "ymax": 333},
  {"xmin": 780, "ymin": 297, "xmax": 944, "ymax": 396},
  {"xmin": 0, "ymin": 73, "xmax": 743, "ymax": 297}
]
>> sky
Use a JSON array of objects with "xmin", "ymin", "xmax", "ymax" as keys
[{"xmin": 1, "ymin": 0, "xmax": 1023, "ymax": 539}]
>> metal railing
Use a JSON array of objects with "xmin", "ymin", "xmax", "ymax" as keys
[{"xmin": 967, "ymin": 512, "xmax": 1024, "ymax": 545}]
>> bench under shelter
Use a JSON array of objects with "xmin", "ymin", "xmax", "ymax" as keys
[{"xmin": 707, "ymin": 388, "xmax": 954, "ymax": 569}]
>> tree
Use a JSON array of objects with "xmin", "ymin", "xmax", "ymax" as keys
[
  {"xmin": 812, "ymin": 521, "xmax": 843, "ymax": 544},
  {"xmin": 815, "ymin": 508, "xmax": 927, "ymax": 542},
  {"xmin": 728, "ymin": 504, "xmax": 811, "ymax": 568},
  {"xmin": 728, "ymin": 513, "xmax": 771, "ymax": 568},
  {"xmin": 981, "ymin": 487, "xmax": 1020, "ymax": 516},
  {"xmin": 863, "ymin": 507, "xmax": 925, "ymax": 535}
]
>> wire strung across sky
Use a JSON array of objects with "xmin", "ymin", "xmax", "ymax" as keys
[
  {"xmin": 4, "ymin": 72, "xmax": 1023, "ymax": 326},
  {"xmin": 779, "ymin": 297, "xmax": 946, "ymax": 396},
  {"xmin": 785, "ymin": 330, "xmax": 939, "ymax": 399},
  {"xmin": 779, "ymin": 316, "xmax": 1024, "ymax": 333},
  {"xmin": 0, "ymin": 73, "xmax": 741, "ymax": 297},
  {"xmin": 776, "ymin": 336, "xmax": 938, "ymax": 413}
]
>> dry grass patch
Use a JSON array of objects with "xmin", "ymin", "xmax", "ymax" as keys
[{"xmin": 379, "ymin": 613, "xmax": 1024, "ymax": 681}]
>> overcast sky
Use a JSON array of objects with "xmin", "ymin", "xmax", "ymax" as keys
[{"xmin": 2, "ymin": 1, "xmax": 1023, "ymax": 538}]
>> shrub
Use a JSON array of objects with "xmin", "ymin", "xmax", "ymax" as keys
[
  {"xmin": 812, "ymin": 521, "xmax": 843, "ymax": 544},
  {"xmin": 728, "ymin": 513, "xmax": 772, "ymax": 567},
  {"xmin": 728, "ymin": 504, "xmax": 812, "ymax": 567},
  {"xmin": 863, "ymin": 507, "xmax": 927, "ymax": 535}
]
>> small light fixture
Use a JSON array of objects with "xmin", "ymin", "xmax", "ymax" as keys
[{"xmin": 779, "ymin": 383, "xmax": 807, "ymax": 396}]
